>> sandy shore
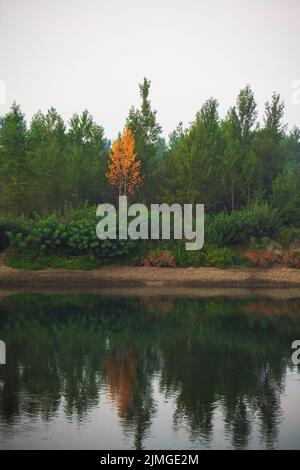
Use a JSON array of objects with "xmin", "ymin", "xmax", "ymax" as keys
[{"xmin": 1, "ymin": 264, "xmax": 300, "ymax": 289}]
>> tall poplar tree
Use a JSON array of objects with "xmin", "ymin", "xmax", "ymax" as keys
[{"xmin": 126, "ymin": 78, "xmax": 162, "ymax": 202}]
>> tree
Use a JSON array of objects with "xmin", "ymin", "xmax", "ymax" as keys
[
  {"xmin": 27, "ymin": 108, "xmax": 67, "ymax": 215},
  {"xmin": 221, "ymin": 131, "xmax": 240, "ymax": 211},
  {"xmin": 282, "ymin": 127, "xmax": 300, "ymax": 167},
  {"xmin": 264, "ymin": 92, "xmax": 285, "ymax": 137},
  {"xmin": 106, "ymin": 126, "xmax": 143, "ymax": 196},
  {"xmin": 272, "ymin": 163, "xmax": 300, "ymax": 226},
  {"xmin": 0, "ymin": 84, "xmax": 294, "ymax": 218},
  {"xmin": 126, "ymin": 78, "xmax": 162, "ymax": 202},
  {"xmin": 236, "ymin": 85, "xmax": 257, "ymax": 142},
  {"xmin": 68, "ymin": 110, "xmax": 108, "ymax": 204},
  {"xmin": 0, "ymin": 102, "xmax": 28, "ymax": 213},
  {"xmin": 221, "ymin": 86, "xmax": 259, "ymax": 210},
  {"xmin": 163, "ymin": 99, "xmax": 225, "ymax": 210},
  {"xmin": 241, "ymin": 149, "xmax": 260, "ymax": 204},
  {"xmin": 254, "ymin": 93, "xmax": 286, "ymax": 196}
]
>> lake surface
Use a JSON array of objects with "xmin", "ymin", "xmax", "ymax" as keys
[{"xmin": 0, "ymin": 291, "xmax": 300, "ymax": 450}]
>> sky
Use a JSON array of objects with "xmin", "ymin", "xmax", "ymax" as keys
[{"xmin": 0, "ymin": 0, "xmax": 300, "ymax": 140}]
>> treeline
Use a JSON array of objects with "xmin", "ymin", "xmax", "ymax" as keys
[
  {"xmin": 0, "ymin": 106, "xmax": 109, "ymax": 215},
  {"xmin": 0, "ymin": 78, "xmax": 300, "ymax": 224}
]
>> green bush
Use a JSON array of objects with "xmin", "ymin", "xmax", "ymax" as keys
[
  {"xmin": 172, "ymin": 244, "xmax": 237, "ymax": 268},
  {"xmin": 205, "ymin": 211, "xmax": 243, "ymax": 246},
  {"xmin": 244, "ymin": 202, "xmax": 280, "ymax": 238},
  {"xmin": 172, "ymin": 243, "xmax": 206, "ymax": 267},
  {"xmin": 205, "ymin": 246, "xmax": 237, "ymax": 268},
  {"xmin": 0, "ymin": 213, "xmax": 27, "ymax": 251},
  {"xmin": 205, "ymin": 202, "xmax": 279, "ymax": 246},
  {"xmin": 7, "ymin": 212, "xmax": 136, "ymax": 261},
  {"xmin": 278, "ymin": 227, "xmax": 300, "ymax": 248},
  {"xmin": 248, "ymin": 236, "xmax": 281, "ymax": 252},
  {"xmin": 272, "ymin": 164, "xmax": 300, "ymax": 226}
]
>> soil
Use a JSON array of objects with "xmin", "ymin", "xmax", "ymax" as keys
[{"xmin": 1, "ymin": 260, "xmax": 300, "ymax": 289}]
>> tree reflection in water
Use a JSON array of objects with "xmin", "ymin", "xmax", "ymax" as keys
[{"xmin": 0, "ymin": 294, "xmax": 300, "ymax": 449}]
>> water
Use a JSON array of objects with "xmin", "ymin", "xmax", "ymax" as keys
[{"xmin": 0, "ymin": 290, "xmax": 300, "ymax": 450}]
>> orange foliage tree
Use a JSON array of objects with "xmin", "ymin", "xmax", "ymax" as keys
[{"xmin": 106, "ymin": 126, "xmax": 143, "ymax": 196}]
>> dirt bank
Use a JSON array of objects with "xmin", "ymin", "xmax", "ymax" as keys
[{"xmin": 1, "ymin": 264, "xmax": 300, "ymax": 289}]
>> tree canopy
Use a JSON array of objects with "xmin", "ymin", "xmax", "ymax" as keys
[{"xmin": 0, "ymin": 80, "xmax": 299, "ymax": 217}]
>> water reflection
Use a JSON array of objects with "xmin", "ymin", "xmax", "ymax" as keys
[{"xmin": 0, "ymin": 293, "xmax": 300, "ymax": 449}]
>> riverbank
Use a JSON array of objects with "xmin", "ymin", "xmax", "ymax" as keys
[{"xmin": 1, "ymin": 264, "xmax": 300, "ymax": 289}]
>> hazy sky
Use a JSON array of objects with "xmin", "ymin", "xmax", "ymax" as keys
[{"xmin": 1, "ymin": 0, "xmax": 299, "ymax": 139}]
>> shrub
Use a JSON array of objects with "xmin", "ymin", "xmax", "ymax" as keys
[
  {"xmin": 7, "ymin": 212, "xmax": 136, "ymax": 261},
  {"xmin": 205, "ymin": 202, "xmax": 279, "ymax": 247},
  {"xmin": 172, "ymin": 243, "xmax": 206, "ymax": 267},
  {"xmin": 205, "ymin": 247, "xmax": 237, "ymax": 268},
  {"xmin": 0, "ymin": 213, "xmax": 27, "ymax": 251},
  {"xmin": 282, "ymin": 249, "xmax": 300, "ymax": 269},
  {"xmin": 207, "ymin": 211, "xmax": 250, "ymax": 246},
  {"xmin": 243, "ymin": 202, "xmax": 280, "ymax": 238},
  {"xmin": 142, "ymin": 249, "xmax": 175, "ymax": 267},
  {"xmin": 278, "ymin": 227, "xmax": 300, "ymax": 248},
  {"xmin": 272, "ymin": 164, "xmax": 300, "ymax": 226},
  {"xmin": 243, "ymin": 249, "xmax": 280, "ymax": 268},
  {"xmin": 248, "ymin": 236, "xmax": 282, "ymax": 252}
]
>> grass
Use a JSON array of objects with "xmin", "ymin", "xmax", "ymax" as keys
[{"xmin": 5, "ymin": 252, "xmax": 101, "ymax": 270}]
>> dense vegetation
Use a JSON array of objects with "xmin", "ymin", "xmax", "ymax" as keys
[{"xmin": 0, "ymin": 78, "xmax": 300, "ymax": 268}]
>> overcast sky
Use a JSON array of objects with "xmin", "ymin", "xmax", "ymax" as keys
[{"xmin": 0, "ymin": 0, "xmax": 299, "ymax": 139}]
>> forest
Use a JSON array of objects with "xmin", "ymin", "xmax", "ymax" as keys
[{"xmin": 0, "ymin": 78, "xmax": 300, "ymax": 268}]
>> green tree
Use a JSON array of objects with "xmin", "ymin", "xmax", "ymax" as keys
[
  {"xmin": 126, "ymin": 78, "xmax": 162, "ymax": 202},
  {"xmin": 221, "ymin": 86, "xmax": 258, "ymax": 209},
  {"xmin": 27, "ymin": 108, "xmax": 67, "ymax": 215},
  {"xmin": 282, "ymin": 126, "xmax": 300, "ymax": 167},
  {"xmin": 254, "ymin": 93, "xmax": 286, "ymax": 195},
  {"xmin": 0, "ymin": 103, "xmax": 28, "ymax": 213},
  {"xmin": 272, "ymin": 163, "xmax": 300, "ymax": 226},
  {"xmin": 164, "ymin": 99, "xmax": 224, "ymax": 210},
  {"xmin": 221, "ymin": 124, "xmax": 240, "ymax": 211},
  {"xmin": 235, "ymin": 84, "xmax": 258, "ymax": 142},
  {"xmin": 68, "ymin": 110, "xmax": 108, "ymax": 204},
  {"xmin": 241, "ymin": 149, "xmax": 260, "ymax": 204}
]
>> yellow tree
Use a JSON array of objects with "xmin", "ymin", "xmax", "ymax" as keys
[{"xmin": 106, "ymin": 126, "xmax": 143, "ymax": 196}]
